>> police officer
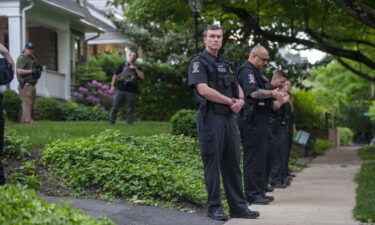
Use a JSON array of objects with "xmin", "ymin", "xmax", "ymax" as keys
[
  {"xmin": 268, "ymin": 71, "xmax": 290, "ymax": 189},
  {"xmin": 236, "ymin": 46, "xmax": 285, "ymax": 205},
  {"xmin": 16, "ymin": 42, "xmax": 42, "ymax": 124},
  {"xmin": 0, "ymin": 43, "xmax": 15, "ymax": 185},
  {"xmin": 282, "ymin": 80, "xmax": 295, "ymax": 182},
  {"xmin": 109, "ymin": 52, "xmax": 144, "ymax": 125},
  {"xmin": 188, "ymin": 25, "xmax": 259, "ymax": 221}
]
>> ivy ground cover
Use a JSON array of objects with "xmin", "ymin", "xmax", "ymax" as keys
[{"xmin": 40, "ymin": 130, "xmax": 206, "ymax": 206}]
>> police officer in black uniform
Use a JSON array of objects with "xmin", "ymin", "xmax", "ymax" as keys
[
  {"xmin": 268, "ymin": 71, "xmax": 290, "ymax": 188},
  {"xmin": 188, "ymin": 25, "xmax": 259, "ymax": 221},
  {"xmin": 236, "ymin": 46, "xmax": 285, "ymax": 205}
]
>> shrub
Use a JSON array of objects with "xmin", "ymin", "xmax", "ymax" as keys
[
  {"xmin": 314, "ymin": 138, "xmax": 332, "ymax": 155},
  {"xmin": 8, "ymin": 172, "xmax": 42, "ymax": 190},
  {"xmin": 61, "ymin": 101, "xmax": 109, "ymax": 121},
  {"xmin": 338, "ymin": 127, "xmax": 354, "ymax": 146},
  {"xmin": 40, "ymin": 129, "xmax": 206, "ymax": 205},
  {"xmin": 3, "ymin": 127, "xmax": 31, "ymax": 161},
  {"xmin": 73, "ymin": 63, "xmax": 107, "ymax": 86},
  {"xmin": 35, "ymin": 97, "xmax": 63, "ymax": 120},
  {"xmin": 3, "ymin": 89, "xmax": 21, "ymax": 122},
  {"xmin": 89, "ymin": 51, "xmax": 124, "ymax": 80},
  {"xmin": 0, "ymin": 184, "xmax": 115, "ymax": 225},
  {"xmin": 135, "ymin": 63, "xmax": 193, "ymax": 121},
  {"xmin": 72, "ymin": 80, "xmax": 114, "ymax": 110},
  {"xmin": 291, "ymin": 90, "xmax": 325, "ymax": 129},
  {"xmin": 170, "ymin": 109, "xmax": 197, "ymax": 137}
]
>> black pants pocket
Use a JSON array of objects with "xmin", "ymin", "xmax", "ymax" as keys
[{"xmin": 198, "ymin": 131, "xmax": 214, "ymax": 155}]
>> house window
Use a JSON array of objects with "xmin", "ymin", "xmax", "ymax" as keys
[{"xmin": 28, "ymin": 26, "xmax": 58, "ymax": 71}]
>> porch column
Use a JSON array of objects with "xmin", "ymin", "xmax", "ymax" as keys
[
  {"xmin": 57, "ymin": 30, "xmax": 70, "ymax": 100},
  {"xmin": 8, "ymin": 15, "xmax": 22, "ymax": 90}
]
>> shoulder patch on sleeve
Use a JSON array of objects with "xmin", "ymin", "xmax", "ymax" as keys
[
  {"xmin": 248, "ymin": 74, "xmax": 256, "ymax": 83},
  {"xmin": 192, "ymin": 62, "xmax": 200, "ymax": 73}
]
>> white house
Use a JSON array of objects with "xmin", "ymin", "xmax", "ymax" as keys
[
  {"xmin": 85, "ymin": 0, "xmax": 131, "ymax": 60},
  {"xmin": 0, "ymin": 0, "xmax": 121, "ymax": 100}
]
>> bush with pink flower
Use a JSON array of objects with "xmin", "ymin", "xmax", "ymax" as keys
[{"xmin": 72, "ymin": 80, "xmax": 114, "ymax": 110}]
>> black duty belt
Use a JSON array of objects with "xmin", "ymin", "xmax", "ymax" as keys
[
  {"xmin": 208, "ymin": 102, "xmax": 232, "ymax": 116},
  {"xmin": 24, "ymin": 82, "xmax": 36, "ymax": 86}
]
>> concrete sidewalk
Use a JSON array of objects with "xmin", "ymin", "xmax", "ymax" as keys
[{"xmin": 225, "ymin": 147, "xmax": 362, "ymax": 225}]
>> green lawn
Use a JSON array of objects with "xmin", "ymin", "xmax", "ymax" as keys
[
  {"xmin": 358, "ymin": 145, "xmax": 375, "ymax": 160},
  {"xmin": 6, "ymin": 121, "xmax": 171, "ymax": 149},
  {"xmin": 354, "ymin": 162, "xmax": 375, "ymax": 223}
]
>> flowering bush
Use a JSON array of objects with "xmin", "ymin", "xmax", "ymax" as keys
[{"xmin": 72, "ymin": 80, "xmax": 114, "ymax": 110}]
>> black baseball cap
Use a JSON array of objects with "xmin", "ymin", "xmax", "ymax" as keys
[{"xmin": 25, "ymin": 42, "xmax": 34, "ymax": 49}]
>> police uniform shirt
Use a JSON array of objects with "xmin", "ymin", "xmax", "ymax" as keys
[
  {"xmin": 114, "ymin": 62, "xmax": 142, "ymax": 93},
  {"xmin": 188, "ymin": 50, "xmax": 214, "ymax": 88},
  {"xmin": 236, "ymin": 61, "xmax": 268, "ymax": 99}
]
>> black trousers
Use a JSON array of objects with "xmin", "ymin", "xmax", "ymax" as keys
[
  {"xmin": 0, "ymin": 94, "xmax": 5, "ymax": 185},
  {"xmin": 269, "ymin": 122, "xmax": 288, "ymax": 185},
  {"xmin": 197, "ymin": 109, "xmax": 248, "ymax": 214},
  {"xmin": 284, "ymin": 120, "xmax": 294, "ymax": 175},
  {"xmin": 239, "ymin": 112, "xmax": 270, "ymax": 200}
]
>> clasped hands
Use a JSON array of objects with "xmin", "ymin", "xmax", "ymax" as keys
[{"xmin": 230, "ymin": 98, "xmax": 245, "ymax": 113}]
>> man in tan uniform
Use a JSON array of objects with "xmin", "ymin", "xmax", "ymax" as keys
[{"xmin": 16, "ymin": 42, "xmax": 42, "ymax": 124}]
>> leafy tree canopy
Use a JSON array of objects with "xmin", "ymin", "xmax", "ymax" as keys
[{"xmin": 109, "ymin": 0, "xmax": 375, "ymax": 81}]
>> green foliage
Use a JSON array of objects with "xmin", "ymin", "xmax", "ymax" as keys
[
  {"xmin": 74, "ymin": 63, "xmax": 107, "ymax": 86},
  {"xmin": 7, "ymin": 121, "xmax": 171, "ymax": 150},
  {"xmin": 40, "ymin": 129, "xmax": 206, "ymax": 205},
  {"xmin": 20, "ymin": 160, "xmax": 37, "ymax": 175},
  {"xmin": 109, "ymin": 0, "xmax": 375, "ymax": 82},
  {"xmin": 338, "ymin": 127, "xmax": 354, "ymax": 146},
  {"xmin": 0, "ymin": 184, "xmax": 115, "ymax": 225},
  {"xmin": 3, "ymin": 89, "xmax": 21, "ymax": 122},
  {"xmin": 35, "ymin": 97, "xmax": 63, "ymax": 121},
  {"xmin": 354, "ymin": 162, "xmax": 375, "ymax": 223},
  {"xmin": 369, "ymin": 101, "xmax": 375, "ymax": 121},
  {"xmin": 72, "ymin": 81, "xmax": 114, "ymax": 111},
  {"xmin": 309, "ymin": 61, "xmax": 373, "ymax": 142},
  {"xmin": 170, "ymin": 109, "xmax": 197, "ymax": 137},
  {"xmin": 89, "ymin": 51, "xmax": 124, "ymax": 79},
  {"xmin": 313, "ymin": 138, "xmax": 332, "ymax": 155},
  {"xmin": 135, "ymin": 63, "xmax": 193, "ymax": 121},
  {"xmin": 61, "ymin": 101, "xmax": 109, "ymax": 121},
  {"xmin": 291, "ymin": 90, "xmax": 325, "ymax": 128},
  {"xmin": 3, "ymin": 127, "xmax": 31, "ymax": 161},
  {"xmin": 8, "ymin": 172, "xmax": 42, "ymax": 190},
  {"xmin": 358, "ymin": 145, "xmax": 375, "ymax": 161}
]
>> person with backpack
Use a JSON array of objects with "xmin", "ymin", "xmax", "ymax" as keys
[
  {"xmin": 109, "ymin": 51, "xmax": 144, "ymax": 125},
  {"xmin": 16, "ymin": 42, "xmax": 42, "ymax": 124},
  {"xmin": 0, "ymin": 43, "xmax": 15, "ymax": 185}
]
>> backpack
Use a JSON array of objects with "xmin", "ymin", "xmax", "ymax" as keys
[{"xmin": 0, "ymin": 58, "xmax": 14, "ymax": 85}]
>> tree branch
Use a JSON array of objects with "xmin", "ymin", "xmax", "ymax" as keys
[
  {"xmin": 220, "ymin": 4, "xmax": 375, "ymax": 81},
  {"xmin": 336, "ymin": 57, "xmax": 375, "ymax": 82},
  {"xmin": 335, "ymin": 0, "xmax": 375, "ymax": 29}
]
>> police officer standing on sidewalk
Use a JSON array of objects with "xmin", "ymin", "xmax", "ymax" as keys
[
  {"xmin": 236, "ymin": 45, "xmax": 285, "ymax": 205},
  {"xmin": 188, "ymin": 25, "xmax": 259, "ymax": 221},
  {"xmin": 16, "ymin": 42, "xmax": 42, "ymax": 124},
  {"xmin": 268, "ymin": 71, "xmax": 289, "ymax": 189}
]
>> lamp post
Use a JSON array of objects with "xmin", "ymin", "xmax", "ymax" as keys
[{"xmin": 189, "ymin": 0, "xmax": 202, "ymax": 53}]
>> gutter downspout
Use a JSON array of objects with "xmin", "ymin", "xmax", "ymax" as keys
[
  {"xmin": 22, "ymin": 0, "xmax": 34, "ymax": 48},
  {"xmin": 84, "ymin": 32, "xmax": 101, "ymax": 63}
]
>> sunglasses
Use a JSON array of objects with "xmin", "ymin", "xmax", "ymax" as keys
[{"xmin": 254, "ymin": 54, "xmax": 269, "ymax": 63}]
